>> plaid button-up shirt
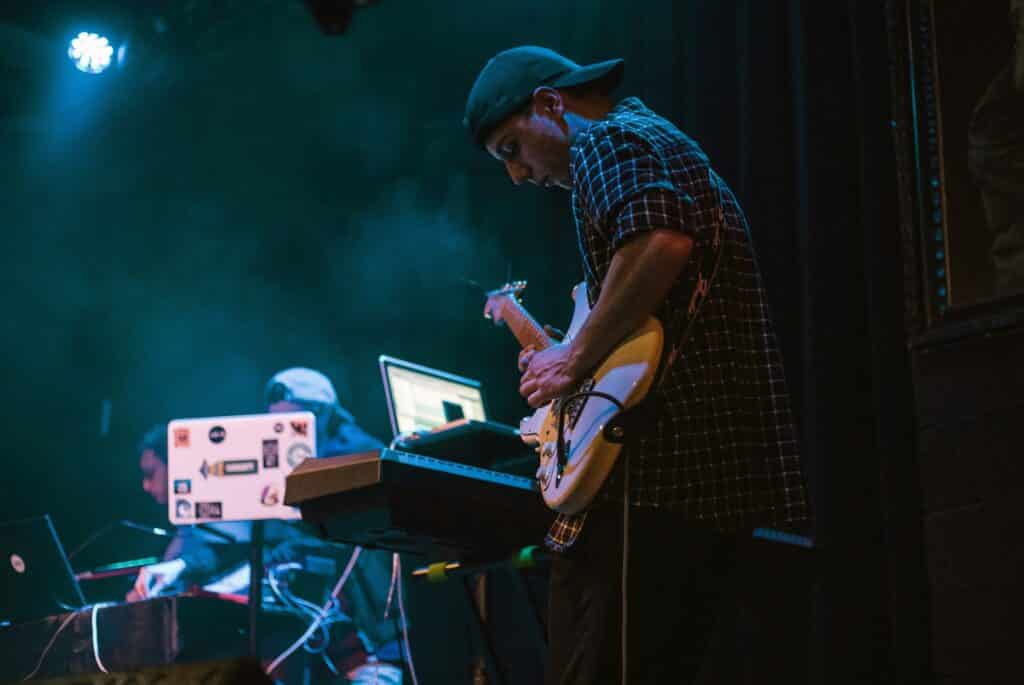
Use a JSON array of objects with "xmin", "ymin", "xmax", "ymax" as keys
[{"xmin": 545, "ymin": 98, "xmax": 811, "ymax": 552}]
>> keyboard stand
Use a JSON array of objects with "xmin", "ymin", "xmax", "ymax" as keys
[{"xmin": 247, "ymin": 520, "xmax": 264, "ymax": 658}]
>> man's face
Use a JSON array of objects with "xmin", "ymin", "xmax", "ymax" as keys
[
  {"xmin": 139, "ymin": 449, "xmax": 168, "ymax": 505},
  {"xmin": 485, "ymin": 92, "xmax": 572, "ymax": 190}
]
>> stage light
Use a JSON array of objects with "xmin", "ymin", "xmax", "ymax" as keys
[{"xmin": 67, "ymin": 32, "xmax": 114, "ymax": 74}]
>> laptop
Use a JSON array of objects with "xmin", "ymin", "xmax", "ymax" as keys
[
  {"xmin": 379, "ymin": 355, "xmax": 534, "ymax": 473},
  {"xmin": 166, "ymin": 412, "xmax": 317, "ymax": 526},
  {"xmin": 0, "ymin": 515, "xmax": 86, "ymax": 624}
]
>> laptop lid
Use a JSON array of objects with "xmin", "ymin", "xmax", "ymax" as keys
[
  {"xmin": 379, "ymin": 355, "xmax": 487, "ymax": 437},
  {"xmin": 0, "ymin": 514, "xmax": 85, "ymax": 624},
  {"xmin": 166, "ymin": 411, "xmax": 316, "ymax": 525}
]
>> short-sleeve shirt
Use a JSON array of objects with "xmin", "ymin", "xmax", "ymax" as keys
[{"xmin": 545, "ymin": 97, "xmax": 811, "ymax": 551}]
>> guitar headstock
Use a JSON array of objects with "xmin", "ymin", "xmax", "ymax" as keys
[{"xmin": 483, "ymin": 280, "xmax": 526, "ymax": 325}]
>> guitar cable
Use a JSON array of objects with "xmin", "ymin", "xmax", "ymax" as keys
[
  {"xmin": 621, "ymin": 452, "xmax": 631, "ymax": 685},
  {"xmin": 551, "ymin": 390, "xmax": 630, "ymax": 683},
  {"xmin": 550, "ymin": 177, "xmax": 728, "ymax": 682},
  {"xmin": 546, "ymin": 175, "xmax": 728, "ymax": 684},
  {"xmin": 553, "ymin": 390, "xmax": 625, "ymax": 467}
]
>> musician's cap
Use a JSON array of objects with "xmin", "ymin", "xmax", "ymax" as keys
[
  {"xmin": 264, "ymin": 367, "xmax": 337, "ymax": 407},
  {"xmin": 463, "ymin": 46, "xmax": 625, "ymax": 148}
]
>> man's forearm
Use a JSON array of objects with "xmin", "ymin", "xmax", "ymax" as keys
[{"xmin": 567, "ymin": 229, "xmax": 693, "ymax": 375}]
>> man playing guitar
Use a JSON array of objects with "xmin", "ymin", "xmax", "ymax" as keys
[{"xmin": 465, "ymin": 46, "xmax": 813, "ymax": 684}]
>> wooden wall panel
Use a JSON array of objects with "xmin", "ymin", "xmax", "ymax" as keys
[{"xmin": 912, "ymin": 317, "xmax": 1024, "ymax": 685}]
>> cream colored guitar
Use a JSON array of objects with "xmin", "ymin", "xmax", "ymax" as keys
[{"xmin": 483, "ymin": 281, "xmax": 664, "ymax": 514}]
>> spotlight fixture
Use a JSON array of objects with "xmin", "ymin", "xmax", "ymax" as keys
[{"xmin": 67, "ymin": 32, "xmax": 114, "ymax": 74}]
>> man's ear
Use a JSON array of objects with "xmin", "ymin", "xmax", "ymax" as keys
[{"xmin": 531, "ymin": 86, "xmax": 565, "ymax": 118}]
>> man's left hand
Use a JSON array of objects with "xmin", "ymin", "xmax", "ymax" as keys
[{"xmin": 519, "ymin": 342, "xmax": 580, "ymax": 408}]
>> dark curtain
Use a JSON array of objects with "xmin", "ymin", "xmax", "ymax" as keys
[
  {"xmin": 672, "ymin": 2, "xmax": 932, "ymax": 682},
  {"xmin": 552, "ymin": 3, "xmax": 932, "ymax": 681}
]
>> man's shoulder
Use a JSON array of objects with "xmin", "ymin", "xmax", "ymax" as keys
[
  {"xmin": 575, "ymin": 99, "xmax": 690, "ymax": 160},
  {"xmin": 318, "ymin": 425, "xmax": 385, "ymax": 458},
  {"xmin": 574, "ymin": 119, "xmax": 652, "ymax": 157}
]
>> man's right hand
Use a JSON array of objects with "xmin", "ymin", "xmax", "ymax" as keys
[
  {"xmin": 125, "ymin": 558, "xmax": 186, "ymax": 602},
  {"xmin": 518, "ymin": 324, "xmax": 565, "ymax": 372}
]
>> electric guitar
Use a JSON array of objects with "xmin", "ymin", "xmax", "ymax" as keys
[{"xmin": 483, "ymin": 281, "xmax": 664, "ymax": 514}]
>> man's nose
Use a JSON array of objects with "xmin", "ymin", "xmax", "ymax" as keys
[{"xmin": 505, "ymin": 160, "xmax": 530, "ymax": 186}]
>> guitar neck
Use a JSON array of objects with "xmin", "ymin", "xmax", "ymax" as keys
[{"xmin": 501, "ymin": 298, "xmax": 552, "ymax": 351}]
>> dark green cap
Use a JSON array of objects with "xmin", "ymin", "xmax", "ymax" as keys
[{"xmin": 463, "ymin": 46, "xmax": 625, "ymax": 148}]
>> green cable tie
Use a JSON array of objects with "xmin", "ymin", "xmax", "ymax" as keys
[
  {"xmin": 425, "ymin": 561, "xmax": 449, "ymax": 583},
  {"xmin": 515, "ymin": 545, "xmax": 538, "ymax": 568}
]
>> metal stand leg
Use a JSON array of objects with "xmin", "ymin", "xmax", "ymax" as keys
[
  {"xmin": 516, "ymin": 569, "xmax": 548, "ymax": 651},
  {"xmin": 248, "ymin": 520, "xmax": 265, "ymax": 658},
  {"xmin": 463, "ymin": 571, "xmax": 509, "ymax": 685}
]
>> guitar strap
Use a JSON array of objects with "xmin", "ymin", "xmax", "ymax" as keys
[
  {"xmin": 664, "ymin": 177, "xmax": 727, "ymax": 375},
  {"xmin": 605, "ymin": 174, "xmax": 728, "ymax": 443}
]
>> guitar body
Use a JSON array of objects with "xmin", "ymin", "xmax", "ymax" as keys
[{"xmin": 519, "ymin": 284, "xmax": 664, "ymax": 514}]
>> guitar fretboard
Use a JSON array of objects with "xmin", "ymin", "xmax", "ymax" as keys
[{"xmin": 499, "ymin": 297, "xmax": 552, "ymax": 351}]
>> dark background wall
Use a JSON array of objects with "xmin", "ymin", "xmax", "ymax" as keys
[{"xmin": 0, "ymin": 1, "xmax": 943, "ymax": 683}]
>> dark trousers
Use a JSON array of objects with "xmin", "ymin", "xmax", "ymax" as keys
[{"xmin": 544, "ymin": 504, "xmax": 815, "ymax": 685}]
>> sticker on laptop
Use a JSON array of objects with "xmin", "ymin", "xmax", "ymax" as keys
[
  {"xmin": 208, "ymin": 425, "xmax": 226, "ymax": 444},
  {"xmin": 287, "ymin": 443, "xmax": 313, "ymax": 467},
  {"xmin": 173, "ymin": 479, "xmax": 191, "ymax": 495},
  {"xmin": 173, "ymin": 428, "xmax": 191, "ymax": 448},
  {"xmin": 199, "ymin": 458, "xmax": 258, "ymax": 479},
  {"xmin": 290, "ymin": 420, "xmax": 309, "ymax": 437},
  {"xmin": 195, "ymin": 501, "xmax": 223, "ymax": 519},
  {"xmin": 260, "ymin": 484, "xmax": 281, "ymax": 506},
  {"xmin": 262, "ymin": 439, "xmax": 280, "ymax": 468},
  {"xmin": 175, "ymin": 499, "xmax": 192, "ymax": 518},
  {"xmin": 10, "ymin": 554, "xmax": 25, "ymax": 574}
]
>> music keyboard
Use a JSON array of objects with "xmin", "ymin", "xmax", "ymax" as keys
[{"xmin": 284, "ymin": 449, "xmax": 552, "ymax": 559}]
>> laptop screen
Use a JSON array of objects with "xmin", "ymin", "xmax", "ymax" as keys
[
  {"xmin": 0, "ymin": 514, "xmax": 85, "ymax": 623},
  {"xmin": 379, "ymin": 356, "xmax": 486, "ymax": 436}
]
